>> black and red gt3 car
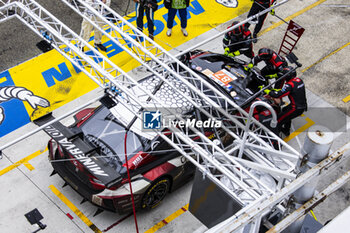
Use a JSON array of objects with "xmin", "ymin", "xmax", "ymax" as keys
[
  {"xmin": 34, "ymin": 50, "xmax": 295, "ymax": 214},
  {"xmin": 36, "ymin": 105, "xmax": 206, "ymax": 214}
]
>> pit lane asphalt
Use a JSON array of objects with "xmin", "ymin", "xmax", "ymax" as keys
[
  {"xmin": 0, "ymin": 0, "xmax": 350, "ymax": 232},
  {"xmin": 0, "ymin": 0, "xmax": 134, "ymax": 71}
]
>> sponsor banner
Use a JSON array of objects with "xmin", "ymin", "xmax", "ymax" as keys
[{"xmin": 0, "ymin": 0, "xmax": 249, "ymax": 137}]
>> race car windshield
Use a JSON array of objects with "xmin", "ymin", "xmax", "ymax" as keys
[{"xmin": 80, "ymin": 107, "xmax": 146, "ymax": 169}]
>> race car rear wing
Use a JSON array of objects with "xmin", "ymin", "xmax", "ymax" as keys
[{"xmin": 34, "ymin": 113, "xmax": 122, "ymax": 187}]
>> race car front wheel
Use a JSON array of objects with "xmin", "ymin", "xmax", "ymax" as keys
[{"xmin": 141, "ymin": 177, "xmax": 170, "ymax": 210}]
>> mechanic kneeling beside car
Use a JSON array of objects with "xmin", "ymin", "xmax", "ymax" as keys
[
  {"xmin": 247, "ymin": 48, "xmax": 288, "ymax": 84},
  {"xmin": 223, "ymin": 21, "xmax": 254, "ymax": 59},
  {"xmin": 263, "ymin": 67, "xmax": 307, "ymax": 137}
]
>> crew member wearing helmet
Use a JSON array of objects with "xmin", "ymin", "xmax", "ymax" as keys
[
  {"xmin": 245, "ymin": 0, "xmax": 276, "ymax": 42},
  {"xmin": 273, "ymin": 66, "xmax": 294, "ymax": 89},
  {"xmin": 250, "ymin": 48, "xmax": 288, "ymax": 80},
  {"xmin": 252, "ymin": 96, "xmax": 279, "ymax": 133},
  {"xmin": 223, "ymin": 21, "xmax": 254, "ymax": 59},
  {"xmin": 263, "ymin": 67, "xmax": 307, "ymax": 136}
]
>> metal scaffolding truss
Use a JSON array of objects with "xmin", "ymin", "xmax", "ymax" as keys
[
  {"xmin": 0, "ymin": 0, "xmax": 300, "ymax": 227},
  {"xmin": 210, "ymin": 142, "xmax": 350, "ymax": 232},
  {"xmin": 63, "ymin": 0, "xmax": 297, "ymax": 156},
  {"xmin": 60, "ymin": 0, "xmax": 300, "ymax": 171}
]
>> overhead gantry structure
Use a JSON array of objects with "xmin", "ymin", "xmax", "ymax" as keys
[{"xmin": 0, "ymin": 0, "xmax": 322, "ymax": 232}]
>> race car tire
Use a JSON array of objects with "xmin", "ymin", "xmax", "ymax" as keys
[{"xmin": 141, "ymin": 177, "xmax": 171, "ymax": 210}]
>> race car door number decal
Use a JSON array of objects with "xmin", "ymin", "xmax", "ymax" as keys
[{"xmin": 212, "ymin": 69, "xmax": 237, "ymax": 85}]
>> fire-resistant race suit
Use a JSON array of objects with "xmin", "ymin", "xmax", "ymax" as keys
[
  {"xmin": 252, "ymin": 48, "xmax": 288, "ymax": 78},
  {"xmin": 223, "ymin": 22, "xmax": 254, "ymax": 59},
  {"xmin": 265, "ymin": 75, "xmax": 307, "ymax": 136}
]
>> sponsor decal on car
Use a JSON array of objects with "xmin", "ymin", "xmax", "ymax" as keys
[
  {"xmin": 44, "ymin": 125, "xmax": 109, "ymax": 177},
  {"xmin": 92, "ymin": 195, "xmax": 103, "ymax": 206},
  {"xmin": 132, "ymin": 154, "xmax": 144, "ymax": 167},
  {"xmin": 203, "ymin": 69, "xmax": 238, "ymax": 91},
  {"xmin": 212, "ymin": 69, "xmax": 237, "ymax": 86},
  {"xmin": 202, "ymin": 68, "xmax": 214, "ymax": 77}
]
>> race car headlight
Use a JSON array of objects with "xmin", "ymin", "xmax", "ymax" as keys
[{"xmin": 92, "ymin": 195, "xmax": 103, "ymax": 206}]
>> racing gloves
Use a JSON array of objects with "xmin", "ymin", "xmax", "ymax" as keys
[
  {"xmin": 228, "ymin": 51, "xmax": 241, "ymax": 57},
  {"xmin": 263, "ymin": 88, "xmax": 281, "ymax": 95},
  {"xmin": 265, "ymin": 73, "xmax": 278, "ymax": 79},
  {"xmin": 224, "ymin": 48, "xmax": 242, "ymax": 58},
  {"xmin": 224, "ymin": 48, "xmax": 241, "ymax": 57},
  {"xmin": 224, "ymin": 47, "xmax": 230, "ymax": 56},
  {"xmin": 244, "ymin": 63, "xmax": 254, "ymax": 71},
  {"xmin": 264, "ymin": 89, "xmax": 271, "ymax": 95}
]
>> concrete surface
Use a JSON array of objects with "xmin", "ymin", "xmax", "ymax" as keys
[
  {"xmin": 0, "ymin": 0, "xmax": 135, "ymax": 71},
  {"xmin": 1, "ymin": 0, "xmax": 350, "ymax": 232}
]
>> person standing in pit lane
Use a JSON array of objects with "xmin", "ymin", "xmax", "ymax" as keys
[
  {"xmin": 79, "ymin": 0, "xmax": 111, "ymax": 52},
  {"xmin": 134, "ymin": 0, "xmax": 158, "ymax": 40},
  {"xmin": 245, "ymin": 0, "xmax": 276, "ymax": 43},
  {"xmin": 164, "ymin": 0, "xmax": 190, "ymax": 37}
]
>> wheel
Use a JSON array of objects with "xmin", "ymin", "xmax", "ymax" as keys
[{"xmin": 141, "ymin": 177, "xmax": 170, "ymax": 210}]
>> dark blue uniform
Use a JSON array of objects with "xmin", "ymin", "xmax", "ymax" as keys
[{"xmin": 135, "ymin": 0, "xmax": 158, "ymax": 39}]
